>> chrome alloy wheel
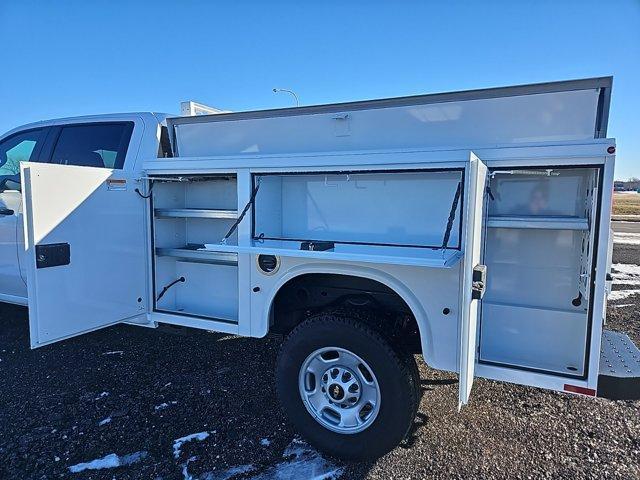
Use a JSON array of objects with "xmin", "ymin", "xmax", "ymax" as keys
[{"xmin": 298, "ymin": 347, "xmax": 381, "ymax": 434}]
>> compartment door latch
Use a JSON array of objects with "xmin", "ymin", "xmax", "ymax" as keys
[
  {"xmin": 471, "ymin": 264, "xmax": 487, "ymax": 300},
  {"xmin": 332, "ymin": 113, "xmax": 351, "ymax": 137}
]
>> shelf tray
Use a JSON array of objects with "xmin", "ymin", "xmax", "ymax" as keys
[
  {"xmin": 155, "ymin": 208, "xmax": 238, "ymax": 219},
  {"xmin": 486, "ymin": 216, "xmax": 589, "ymax": 230},
  {"xmin": 202, "ymin": 240, "xmax": 462, "ymax": 268},
  {"xmin": 155, "ymin": 245, "xmax": 238, "ymax": 265}
]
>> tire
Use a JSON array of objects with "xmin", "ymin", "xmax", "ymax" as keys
[{"xmin": 276, "ymin": 310, "xmax": 420, "ymax": 460}]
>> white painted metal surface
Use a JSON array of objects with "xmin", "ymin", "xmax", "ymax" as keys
[
  {"xmin": 21, "ymin": 163, "xmax": 149, "ymax": 347},
  {"xmin": 480, "ymin": 303, "xmax": 588, "ymax": 373},
  {"xmin": 180, "ymin": 101, "xmax": 228, "ymax": 116},
  {"xmin": 249, "ymin": 254, "xmax": 462, "ymax": 369},
  {"xmin": 0, "ymin": 113, "xmax": 162, "ymax": 306},
  {"xmin": 173, "ymin": 89, "xmax": 602, "ymax": 157},
  {"xmin": 14, "ymin": 78, "xmax": 619, "ymax": 408},
  {"xmin": 486, "ymin": 216, "xmax": 589, "ymax": 230},
  {"xmin": 254, "ymin": 170, "xmax": 463, "ymax": 248},
  {"xmin": 458, "ymin": 155, "xmax": 487, "ymax": 407},
  {"xmin": 140, "ymin": 138, "xmax": 614, "ymax": 396},
  {"xmin": 0, "ymin": 190, "xmax": 27, "ymax": 300},
  {"xmin": 479, "ymin": 166, "xmax": 600, "ymax": 377},
  {"xmin": 203, "ymin": 240, "xmax": 463, "ymax": 268}
]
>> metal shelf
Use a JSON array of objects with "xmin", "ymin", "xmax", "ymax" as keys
[
  {"xmin": 155, "ymin": 245, "xmax": 238, "ymax": 265},
  {"xmin": 154, "ymin": 208, "xmax": 238, "ymax": 219},
  {"xmin": 487, "ymin": 216, "xmax": 589, "ymax": 231},
  {"xmin": 202, "ymin": 240, "xmax": 462, "ymax": 268}
]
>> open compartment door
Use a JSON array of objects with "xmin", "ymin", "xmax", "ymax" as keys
[
  {"xmin": 21, "ymin": 163, "xmax": 148, "ymax": 348},
  {"xmin": 458, "ymin": 153, "xmax": 488, "ymax": 408}
]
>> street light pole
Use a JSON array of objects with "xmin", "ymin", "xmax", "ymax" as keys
[{"xmin": 272, "ymin": 88, "xmax": 300, "ymax": 107}]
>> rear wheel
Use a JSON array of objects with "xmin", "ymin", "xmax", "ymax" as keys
[{"xmin": 276, "ymin": 310, "xmax": 420, "ymax": 460}]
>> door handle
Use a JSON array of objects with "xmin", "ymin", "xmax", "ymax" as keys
[{"xmin": 0, "ymin": 208, "xmax": 14, "ymax": 215}]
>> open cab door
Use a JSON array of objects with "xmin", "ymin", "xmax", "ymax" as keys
[
  {"xmin": 458, "ymin": 153, "xmax": 488, "ymax": 408},
  {"xmin": 21, "ymin": 163, "xmax": 149, "ymax": 348}
]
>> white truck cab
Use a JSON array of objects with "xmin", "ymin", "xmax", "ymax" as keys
[
  {"xmin": 10, "ymin": 78, "xmax": 640, "ymax": 460},
  {"xmin": 0, "ymin": 112, "xmax": 169, "ymax": 305}
]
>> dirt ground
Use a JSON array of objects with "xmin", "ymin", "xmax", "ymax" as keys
[{"xmin": 0, "ymin": 230, "xmax": 638, "ymax": 480}]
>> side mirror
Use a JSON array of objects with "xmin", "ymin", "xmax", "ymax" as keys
[{"xmin": 4, "ymin": 179, "xmax": 21, "ymax": 192}]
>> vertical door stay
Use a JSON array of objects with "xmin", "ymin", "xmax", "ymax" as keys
[
  {"xmin": 21, "ymin": 162, "xmax": 149, "ymax": 348},
  {"xmin": 458, "ymin": 153, "xmax": 488, "ymax": 408}
]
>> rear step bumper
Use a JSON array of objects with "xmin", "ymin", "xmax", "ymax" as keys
[{"xmin": 598, "ymin": 330, "xmax": 640, "ymax": 400}]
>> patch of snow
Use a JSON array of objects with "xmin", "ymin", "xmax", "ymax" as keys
[
  {"xmin": 250, "ymin": 438, "xmax": 342, "ymax": 480},
  {"xmin": 260, "ymin": 438, "xmax": 271, "ymax": 446},
  {"xmin": 611, "ymin": 279, "xmax": 640, "ymax": 286},
  {"xmin": 155, "ymin": 401, "xmax": 178, "ymax": 411},
  {"xmin": 102, "ymin": 351, "xmax": 124, "ymax": 356},
  {"xmin": 182, "ymin": 463, "xmax": 191, "ymax": 480},
  {"xmin": 613, "ymin": 232, "xmax": 640, "ymax": 245},
  {"xmin": 611, "ymin": 263, "xmax": 640, "ymax": 282},
  {"xmin": 98, "ymin": 417, "xmax": 112, "ymax": 426},
  {"xmin": 609, "ymin": 263, "xmax": 640, "ymax": 302},
  {"xmin": 94, "ymin": 392, "xmax": 109, "ymax": 400},
  {"xmin": 612, "ymin": 303, "xmax": 634, "ymax": 308},
  {"xmin": 609, "ymin": 263, "xmax": 640, "ymax": 301},
  {"xmin": 185, "ymin": 438, "xmax": 339, "ymax": 480},
  {"xmin": 612, "ymin": 263, "xmax": 640, "ymax": 273},
  {"xmin": 68, "ymin": 451, "xmax": 147, "ymax": 473},
  {"xmin": 181, "ymin": 455, "xmax": 198, "ymax": 480},
  {"xmin": 173, "ymin": 431, "xmax": 210, "ymax": 459},
  {"xmin": 203, "ymin": 464, "xmax": 256, "ymax": 480},
  {"xmin": 608, "ymin": 290, "xmax": 640, "ymax": 301}
]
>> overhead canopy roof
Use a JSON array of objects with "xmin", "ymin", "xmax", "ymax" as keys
[{"xmin": 168, "ymin": 77, "xmax": 612, "ymax": 157}]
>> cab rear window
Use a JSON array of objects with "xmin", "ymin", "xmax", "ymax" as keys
[{"xmin": 51, "ymin": 122, "xmax": 134, "ymax": 169}]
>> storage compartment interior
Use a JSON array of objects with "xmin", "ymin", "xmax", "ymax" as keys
[
  {"xmin": 152, "ymin": 175, "xmax": 239, "ymax": 321},
  {"xmin": 479, "ymin": 167, "xmax": 600, "ymax": 376},
  {"xmin": 253, "ymin": 170, "xmax": 463, "ymax": 248},
  {"xmin": 154, "ymin": 256, "xmax": 238, "ymax": 320}
]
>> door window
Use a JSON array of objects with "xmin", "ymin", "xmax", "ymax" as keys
[
  {"xmin": 0, "ymin": 129, "xmax": 46, "ymax": 182},
  {"xmin": 51, "ymin": 122, "xmax": 133, "ymax": 169}
]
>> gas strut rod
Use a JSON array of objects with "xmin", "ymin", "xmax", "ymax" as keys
[
  {"xmin": 221, "ymin": 178, "xmax": 261, "ymax": 244},
  {"xmin": 441, "ymin": 181, "xmax": 462, "ymax": 249}
]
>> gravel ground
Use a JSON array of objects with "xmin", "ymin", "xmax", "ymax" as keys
[{"xmin": 0, "ymin": 235, "xmax": 638, "ymax": 479}]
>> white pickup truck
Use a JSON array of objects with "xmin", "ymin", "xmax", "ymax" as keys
[
  {"xmin": 0, "ymin": 113, "xmax": 170, "ymax": 304},
  {"xmin": 5, "ymin": 78, "xmax": 640, "ymax": 461}
]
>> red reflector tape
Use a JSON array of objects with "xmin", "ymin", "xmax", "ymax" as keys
[{"xmin": 564, "ymin": 384, "xmax": 596, "ymax": 396}]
